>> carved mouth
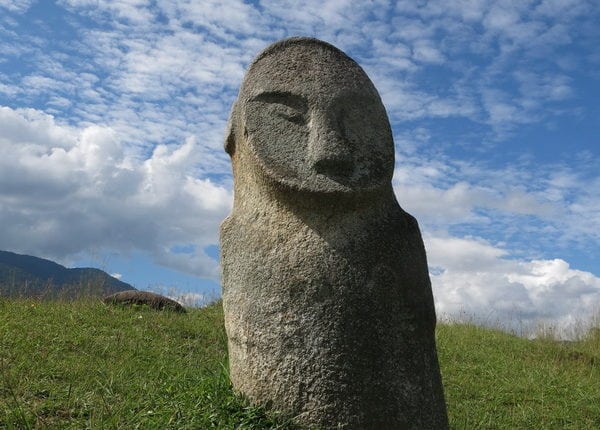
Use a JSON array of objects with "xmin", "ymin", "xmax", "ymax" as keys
[{"xmin": 313, "ymin": 157, "xmax": 354, "ymax": 179}]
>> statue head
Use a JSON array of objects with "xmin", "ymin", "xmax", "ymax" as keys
[{"xmin": 227, "ymin": 37, "xmax": 395, "ymax": 194}]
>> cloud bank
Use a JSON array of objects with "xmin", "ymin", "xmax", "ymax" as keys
[
  {"xmin": 0, "ymin": 106, "xmax": 230, "ymax": 278},
  {"xmin": 427, "ymin": 235, "xmax": 599, "ymax": 338}
]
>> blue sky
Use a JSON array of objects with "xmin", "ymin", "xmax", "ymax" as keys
[{"xmin": 1, "ymin": 0, "xmax": 598, "ymax": 336}]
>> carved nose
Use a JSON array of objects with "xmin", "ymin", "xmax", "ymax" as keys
[
  {"xmin": 309, "ymin": 116, "xmax": 353, "ymax": 177},
  {"xmin": 313, "ymin": 153, "xmax": 353, "ymax": 177}
]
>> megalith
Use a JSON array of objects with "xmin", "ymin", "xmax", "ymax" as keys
[{"xmin": 220, "ymin": 37, "xmax": 448, "ymax": 429}]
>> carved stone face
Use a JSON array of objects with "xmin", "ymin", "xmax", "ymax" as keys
[{"xmin": 236, "ymin": 40, "xmax": 395, "ymax": 194}]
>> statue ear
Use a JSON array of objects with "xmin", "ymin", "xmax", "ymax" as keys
[
  {"xmin": 225, "ymin": 126, "xmax": 235, "ymax": 155},
  {"xmin": 224, "ymin": 101, "xmax": 238, "ymax": 156}
]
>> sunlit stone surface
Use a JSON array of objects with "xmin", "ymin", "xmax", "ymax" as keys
[{"xmin": 220, "ymin": 37, "xmax": 448, "ymax": 430}]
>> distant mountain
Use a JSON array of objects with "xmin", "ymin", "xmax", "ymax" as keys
[{"xmin": 0, "ymin": 250, "xmax": 134, "ymax": 299}]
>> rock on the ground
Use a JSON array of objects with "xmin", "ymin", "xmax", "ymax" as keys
[{"xmin": 103, "ymin": 290, "xmax": 186, "ymax": 313}]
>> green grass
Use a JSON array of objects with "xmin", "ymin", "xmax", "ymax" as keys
[
  {"xmin": 437, "ymin": 324, "xmax": 599, "ymax": 429},
  {"xmin": 1, "ymin": 298, "xmax": 598, "ymax": 429},
  {"xmin": 0, "ymin": 299, "xmax": 298, "ymax": 429}
]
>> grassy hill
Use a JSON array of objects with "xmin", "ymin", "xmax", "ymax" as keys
[{"xmin": 1, "ymin": 298, "xmax": 598, "ymax": 429}]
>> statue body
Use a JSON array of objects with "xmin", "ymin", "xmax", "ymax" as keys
[{"xmin": 221, "ymin": 37, "xmax": 448, "ymax": 429}]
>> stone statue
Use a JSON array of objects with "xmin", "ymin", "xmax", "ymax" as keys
[{"xmin": 220, "ymin": 37, "xmax": 448, "ymax": 429}]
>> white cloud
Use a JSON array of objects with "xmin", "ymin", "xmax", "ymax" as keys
[
  {"xmin": 166, "ymin": 291, "xmax": 212, "ymax": 308},
  {"xmin": 514, "ymin": 71, "xmax": 573, "ymax": 106},
  {"xmin": 393, "ymin": 157, "xmax": 559, "ymax": 225},
  {"xmin": 3, "ymin": 0, "xmax": 592, "ymax": 150},
  {"xmin": 166, "ymin": 0, "xmax": 267, "ymax": 36},
  {"xmin": 0, "ymin": 0, "xmax": 33, "ymax": 13},
  {"xmin": 0, "ymin": 106, "xmax": 231, "ymax": 279},
  {"xmin": 59, "ymin": 0, "xmax": 154, "ymax": 23},
  {"xmin": 534, "ymin": 0, "xmax": 591, "ymax": 19},
  {"xmin": 427, "ymin": 234, "xmax": 600, "ymax": 339},
  {"xmin": 393, "ymin": 148, "xmax": 599, "ymax": 261},
  {"xmin": 412, "ymin": 39, "xmax": 445, "ymax": 64},
  {"xmin": 0, "ymin": 107, "xmax": 76, "ymax": 148}
]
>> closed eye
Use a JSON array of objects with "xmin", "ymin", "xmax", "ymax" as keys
[
  {"xmin": 250, "ymin": 91, "xmax": 308, "ymax": 125},
  {"xmin": 276, "ymin": 107, "xmax": 305, "ymax": 125}
]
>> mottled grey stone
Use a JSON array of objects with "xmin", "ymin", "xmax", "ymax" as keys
[
  {"xmin": 103, "ymin": 290, "xmax": 186, "ymax": 313},
  {"xmin": 220, "ymin": 37, "xmax": 448, "ymax": 429}
]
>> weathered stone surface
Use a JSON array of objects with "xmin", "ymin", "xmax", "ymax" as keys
[
  {"xmin": 103, "ymin": 290, "xmax": 186, "ymax": 313},
  {"xmin": 221, "ymin": 37, "xmax": 448, "ymax": 429}
]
